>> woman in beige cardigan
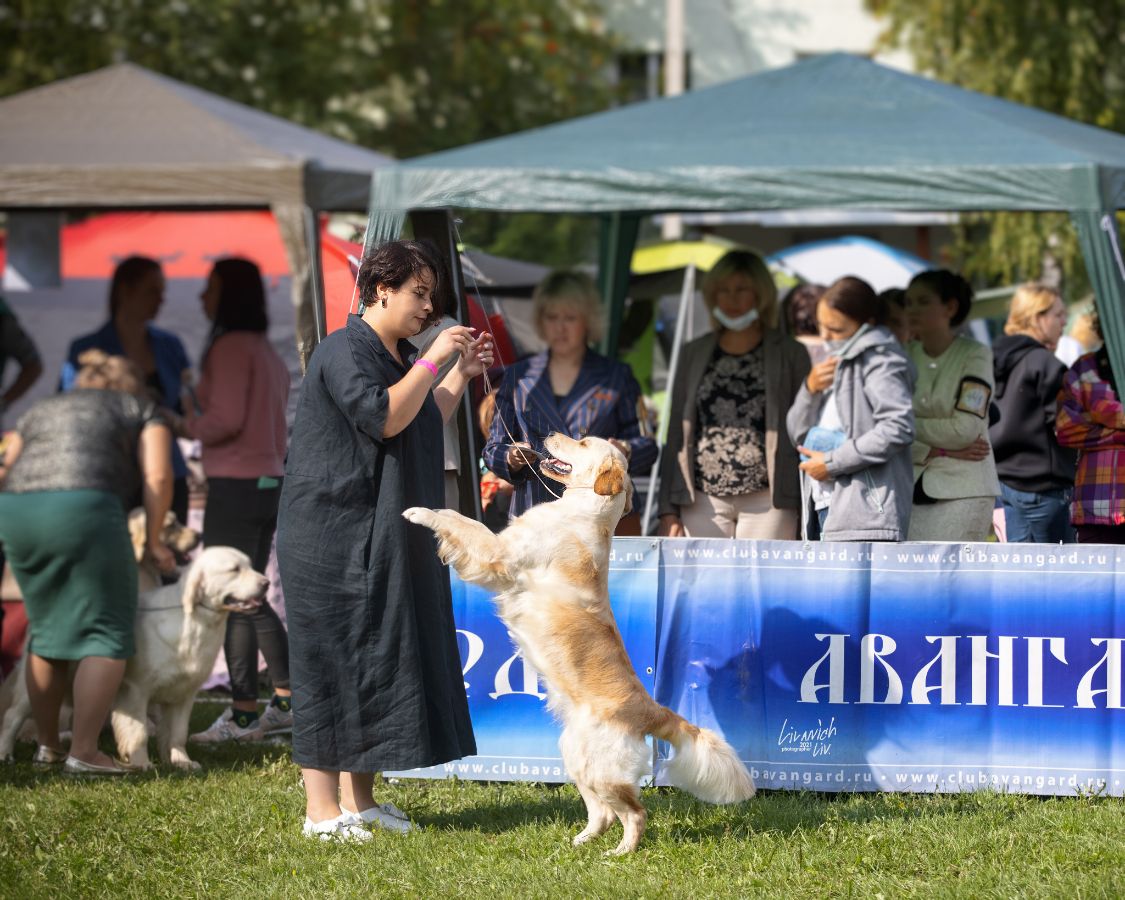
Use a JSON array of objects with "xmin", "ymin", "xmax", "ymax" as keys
[
  {"xmin": 657, "ymin": 250, "xmax": 810, "ymax": 539},
  {"xmin": 903, "ymin": 269, "xmax": 1000, "ymax": 541}
]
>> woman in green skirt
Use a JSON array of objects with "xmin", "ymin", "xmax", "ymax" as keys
[{"xmin": 0, "ymin": 351, "xmax": 174, "ymax": 775}]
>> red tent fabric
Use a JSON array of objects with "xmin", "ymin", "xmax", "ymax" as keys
[{"xmin": 2, "ymin": 211, "xmax": 520, "ymax": 362}]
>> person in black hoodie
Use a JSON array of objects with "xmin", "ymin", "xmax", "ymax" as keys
[{"xmin": 989, "ymin": 283, "xmax": 1076, "ymax": 542}]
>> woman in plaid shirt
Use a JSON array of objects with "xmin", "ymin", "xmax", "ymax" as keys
[{"xmin": 1056, "ymin": 314, "xmax": 1125, "ymax": 544}]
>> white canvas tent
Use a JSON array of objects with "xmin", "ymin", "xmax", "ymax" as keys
[{"xmin": 0, "ymin": 63, "xmax": 393, "ymax": 363}]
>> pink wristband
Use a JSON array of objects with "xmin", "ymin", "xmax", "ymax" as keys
[{"xmin": 414, "ymin": 359, "xmax": 438, "ymax": 378}]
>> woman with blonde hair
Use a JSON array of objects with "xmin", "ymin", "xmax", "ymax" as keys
[
  {"xmin": 989, "ymin": 283, "xmax": 1076, "ymax": 542},
  {"xmin": 0, "ymin": 350, "xmax": 174, "ymax": 775},
  {"xmin": 483, "ymin": 270, "xmax": 656, "ymax": 522},
  {"xmin": 658, "ymin": 249, "xmax": 810, "ymax": 539}
]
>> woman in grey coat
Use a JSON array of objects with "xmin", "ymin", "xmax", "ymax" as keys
[{"xmin": 786, "ymin": 277, "xmax": 916, "ymax": 542}]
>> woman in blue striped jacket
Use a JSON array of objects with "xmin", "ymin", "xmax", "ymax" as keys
[{"xmin": 482, "ymin": 271, "xmax": 657, "ymax": 522}]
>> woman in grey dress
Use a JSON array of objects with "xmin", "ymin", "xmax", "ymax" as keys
[{"xmin": 276, "ymin": 240, "xmax": 492, "ymax": 842}]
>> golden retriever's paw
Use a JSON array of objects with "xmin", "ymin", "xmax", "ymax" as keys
[
  {"xmin": 402, "ymin": 507, "xmax": 436, "ymax": 528},
  {"xmin": 168, "ymin": 751, "xmax": 201, "ymax": 771}
]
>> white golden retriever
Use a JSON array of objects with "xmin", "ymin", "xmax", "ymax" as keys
[
  {"xmin": 404, "ymin": 433, "xmax": 755, "ymax": 854},
  {"xmin": 0, "ymin": 547, "xmax": 268, "ymax": 769}
]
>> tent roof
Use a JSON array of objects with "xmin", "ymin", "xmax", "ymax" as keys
[
  {"xmin": 0, "ymin": 63, "xmax": 393, "ymax": 210},
  {"xmin": 372, "ymin": 53, "xmax": 1125, "ymax": 215}
]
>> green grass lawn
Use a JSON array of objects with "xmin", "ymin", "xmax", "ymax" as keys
[{"xmin": 2, "ymin": 698, "xmax": 1124, "ymax": 899}]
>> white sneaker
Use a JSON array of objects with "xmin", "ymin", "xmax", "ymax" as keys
[
  {"xmin": 302, "ymin": 814, "xmax": 373, "ymax": 842},
  {"xmin": 188, "ymin": 709, "xmax": 260, "ymax": 743},
  {"xmin": 257, "ymin": 703, "xmax": 293, "ymax": 736},
  {"xmin": 340, "ymin": 803, "xmax": 413, "ymax": 833}
]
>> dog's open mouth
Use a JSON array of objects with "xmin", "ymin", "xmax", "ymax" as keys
[
  {"xmin": 223, "ymin": 593, "xmax": 264, "ymax": 614},
  {"xmin": 539, "ymin": 456, "xmax": 572, "ymax": 478},
  {"xmin": 173, "ymin": 547, "xmax": 195, "ymax": 566}
]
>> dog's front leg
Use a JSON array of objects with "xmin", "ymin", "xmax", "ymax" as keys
[
  {"xmin": 159, "ymin": 701, "xmax": 199, "ymax": 770},
  {"xmin": 111, "ymin": 686, "xmax": 151, "ymax": 770},
  {"xmin": 403, "ymin": 507, "xmax": 511, "ymax": 591}
]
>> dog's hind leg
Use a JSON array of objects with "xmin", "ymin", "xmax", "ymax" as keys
[
  {"xmin": 403, "ymin": 507, "xmax": 511, "ymax": 590},
  {"xmin": 601, "ymin": 782, "xmax": 647, "ymax": 856},
  {"xmin": 160, "ymin": 700, "xmax": 199, "ymax": 770},
  {"xmin": 571, "ymin": 780, "xmax": 616, "ymax": 847}
]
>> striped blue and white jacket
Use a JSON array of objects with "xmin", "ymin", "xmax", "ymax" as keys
[{"xmin": 482, "ymin": 350, "xmax": 657, "ymax": 517}]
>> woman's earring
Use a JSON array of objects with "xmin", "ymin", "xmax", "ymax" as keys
[{"xmin": 380, "ymin": 295, "xmax": 387, "ymax": 309}]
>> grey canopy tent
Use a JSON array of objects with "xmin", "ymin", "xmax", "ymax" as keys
[
  {"xmin": 364, "ymin": 52, "xmax": 1125, "ymax": 385},
  {"xmin": 0, "ymin": 62, "xmax": 393, "ymax": 364}
]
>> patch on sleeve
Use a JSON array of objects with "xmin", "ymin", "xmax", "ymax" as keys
[{"xmin": 955, "ymin": 376, "xmax": 992, "ymax": 418}]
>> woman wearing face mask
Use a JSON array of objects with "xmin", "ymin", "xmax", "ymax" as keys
[
  {"xmin": 989, "ymin": 283, "xmax": 1076, "ymax": 542},
  {"xmin": 786, "ymin": 276, "xmax": 916, "ymax": 542},
  {"xmin": 658, "ymin": 250, "xmax": 810, "ymax": 539}
]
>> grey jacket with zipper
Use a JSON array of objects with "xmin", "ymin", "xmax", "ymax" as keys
[{"xmin": 786, "ymin": 325, "xmax": 916, "ymax": 542}]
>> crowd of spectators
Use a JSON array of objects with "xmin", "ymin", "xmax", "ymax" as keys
[{"xmin": 0, "ymin": 238, "xmax": 1121, "ymax": 795}]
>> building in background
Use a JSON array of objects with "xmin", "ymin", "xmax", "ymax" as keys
[{"xmin": 602, "ymin": 0, "xmax": 953, "ymax": 264}]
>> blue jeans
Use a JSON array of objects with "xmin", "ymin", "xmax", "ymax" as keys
[{"xmin": 1000, "ymin": 483, "xmax": 1074, "ymax": 543}]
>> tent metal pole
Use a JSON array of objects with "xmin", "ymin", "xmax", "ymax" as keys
[
  {"xmin": 409, "ymin": 208, "xmax": 483, "ymax": 521},
  {"xmin": 597, "ymin": 212, "xmax": 641, "ymax": 357},
  {"xmin": 304, "ymin": 207, "xmax": 327, "ymax": 343},
  {"xmin": 641, "ymin": 264, "xmax": 695, "ymax": 535}
]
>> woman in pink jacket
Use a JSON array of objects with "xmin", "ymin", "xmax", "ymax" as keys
[{"xmin": 173, "ymin": 258, "xmax": 293, "ymax": 742}]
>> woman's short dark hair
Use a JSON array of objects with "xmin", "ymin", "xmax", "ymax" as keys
[
  {"xmin": 822, "ymin": 276, "xmax": 881, "ymax": 325},
  {"xmin": 908, "ymin": 269, "xmax": 974, "ymax": 327},
  {"xmin": 108, "ymin": 256, "xmax": 162, "ymax": 319},
  {"xmin": 784, "ymin": 283, "xmax": 827, "ymax": 337},
  {"xmin": 356, "ymin": 239, "xmax": 446, "ymax": 327}
]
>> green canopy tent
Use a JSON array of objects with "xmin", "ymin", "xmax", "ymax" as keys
[{"xmin": 362, "ymin": 52, "xmax": 1125, "ymax": 385}]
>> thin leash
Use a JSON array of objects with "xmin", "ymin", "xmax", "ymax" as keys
[
  {"xmin": 449, "ymin": 218, "xmax": 566, "ymax": 501},
  {"xmin": 348, "ymin": 220, "xmax": 566, "ymax": 500}
]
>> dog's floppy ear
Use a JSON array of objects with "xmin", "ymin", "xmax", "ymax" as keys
[
  {"xmin": 179, "ymin": 558, "xmax": 206, "ymax": 616},
  {"xmin": 593, "ymin": 457, "xmax": 626, "ymax": 498}
]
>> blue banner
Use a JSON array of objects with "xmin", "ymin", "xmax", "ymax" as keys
[
  {"xmin": 393, "ymin": 537, "xmax": 1125, "ymax": 796},
  {"xmin": 656, "ymin": 539, "xmax": 1125, "ymax": 795}
]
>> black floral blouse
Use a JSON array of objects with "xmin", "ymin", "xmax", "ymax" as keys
[{"xmin": 693, "ymin": 345, "xmax": 769, "ymax": 496}]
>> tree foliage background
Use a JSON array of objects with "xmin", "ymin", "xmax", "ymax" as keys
[
  {"xmin": 866, "ymin": 0, "xmax": 1125, "ymax": 299},
  {"xmin": 0, "ymin": 0, "xmax": 618, "ymax": 265}
]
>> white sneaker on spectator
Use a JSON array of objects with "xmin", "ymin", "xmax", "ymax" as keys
[
  {"xmin": 257, "ymin": 703, "xmax": 293, "ymax": 737},
  {"xmin": 188, "ymin": 708, "xmax": 259, "ymax": 743},
  {"xmin": 339, "ymin": 803, "xmax": 413, "ymax": 833},
  {"xmin": 302, "ymin": 814, "xmax": 373, "ymax": 842}
]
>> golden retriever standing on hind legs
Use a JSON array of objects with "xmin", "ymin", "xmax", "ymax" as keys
[{"xmin": 404, "ymin": 433, "xmax": 755, "ymax": 854}]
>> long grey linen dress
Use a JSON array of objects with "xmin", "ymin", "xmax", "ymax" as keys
[{"xmin": 276, "ymin": 314, "xmax": 476, "ymax": 772}]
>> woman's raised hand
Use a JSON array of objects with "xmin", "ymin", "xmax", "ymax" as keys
[
  {"xmin": 424, "ymin": 325, "xmax": 475, "ymax": 367},
  {"xmin": 456, "ymin": 331, "xmax": 494, "ymax": 378},
  {"xmin": 806, "ymin": 357, "xmax": 839, "ymax": 394}
]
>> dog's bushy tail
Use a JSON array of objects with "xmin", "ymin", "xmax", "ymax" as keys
[{"xmin": 649, "ymin": 706, "xmax": 755, "ymax": 804}]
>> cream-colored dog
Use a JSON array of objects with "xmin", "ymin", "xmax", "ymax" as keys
[
  {"xmin": 0, "ymin": 547, "xmax": 268, "ymax": 769},
  {"xmin": 404, "ymin": 433, "xmax": 755, "ymax": 854}
]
